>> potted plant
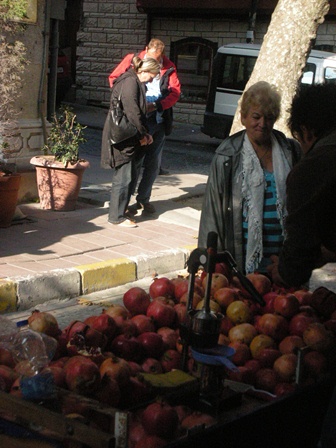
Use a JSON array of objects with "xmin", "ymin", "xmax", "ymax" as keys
[
  {"xmin": 30, "ymin": 106, "xmax": 90, "ymax": 211},
  {"xmin": 0, "ymin": 1, "xmax": 28, "ymax": 227}
]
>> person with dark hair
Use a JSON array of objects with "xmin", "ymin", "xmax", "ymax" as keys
[
  {"xmin": 101, "ymin": 57, "xmax": 161, "ymax": 228},
  {"xmin": 198, "ymin": 81, "xmax": 301, "ymax": 274},
  {"xmin": 268, "ymin": 83, "xmax": 336, "ymax": 287}
]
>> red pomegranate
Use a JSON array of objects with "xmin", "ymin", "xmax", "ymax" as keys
[{"xmin": 123, "ymin": 287, "xmax": 151, "ymax": 316}]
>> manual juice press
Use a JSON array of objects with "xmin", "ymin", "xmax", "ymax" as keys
[{"xmin": 179, "ymin": 232, "xmax": 265, "ymax": 411}]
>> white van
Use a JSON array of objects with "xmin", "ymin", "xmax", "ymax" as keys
[{"xmin": 201, "ymin": 43, "xmax": 336, "ymax": 139}]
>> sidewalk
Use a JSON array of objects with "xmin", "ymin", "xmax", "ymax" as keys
[{"xmin": 0, "ymin": 105, "xmax": 218, "ymax": 314}]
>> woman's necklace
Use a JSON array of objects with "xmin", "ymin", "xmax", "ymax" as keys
[{"xmin": 258, "ymin": 146, "xmax": 270, "ymax": 161}]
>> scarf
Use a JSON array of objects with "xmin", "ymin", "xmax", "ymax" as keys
[{"xmin": 241, "ymin": 134, "xmax": 291, "ymax": 273}]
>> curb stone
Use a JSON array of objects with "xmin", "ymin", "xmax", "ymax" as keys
[{"xmin": 1, "ymin": 247, "xmax": 194, "ymax": 312}]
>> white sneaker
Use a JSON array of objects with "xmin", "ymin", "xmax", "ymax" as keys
[{"xmin": 113, "ymin": 218, "xmax": 138, "ymax": 228}]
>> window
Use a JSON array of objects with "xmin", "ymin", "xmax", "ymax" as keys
[
  {"xmin": 218, "ymin": 55, "xmax": 257, "ymax": 91},
  {"xmin": 301, "ymin": 63, "xmax": 316, "ymax": 85},
  {"xmin": 170, "ymin": 38, "xmax": 217, "ymax": 104},
  {"xmin": 325, "ymin": 66, "xmax": 336, "ymax": 84}
]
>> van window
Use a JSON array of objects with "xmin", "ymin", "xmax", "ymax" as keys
[
  {"xmin": 301, "ymin": 63, "xmax": 316, "ymax": 84},
  {"xmin": 325, "ymin": 67, "xmax": 336, "ymax": 84},
  {"xmin": 218, "ymin": 55, "xmax": 257, "ymax": 91}
]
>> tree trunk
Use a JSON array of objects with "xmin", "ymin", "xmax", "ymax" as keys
[{"xmin": 230, "ymin": 0, "xmax": 330, "ymax": 136}]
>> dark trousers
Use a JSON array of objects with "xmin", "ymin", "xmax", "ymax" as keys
[
  {"xmin": 108, "ymin": 159, "xmax": 136, "ymax": 224},
  {"xmin": 131, "ymin": 118, "xmax": 166, "ymax": 204}
]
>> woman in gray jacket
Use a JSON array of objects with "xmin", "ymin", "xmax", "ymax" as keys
[
  {"xmin": 198, "ymin": 81, "xmax": 300, "ymax": 274},
  {"xmin": 101, "ymin": 57, "xmax": 160, "ymax": 228}
]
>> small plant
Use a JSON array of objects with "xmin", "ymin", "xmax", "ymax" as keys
[
  {"xmin": 43, "ymin": 107, "xmax": 87, "ymax": 167},
  {"xmin": 0, "ymin": 0, "xmax": 28, "ymax": 170}
]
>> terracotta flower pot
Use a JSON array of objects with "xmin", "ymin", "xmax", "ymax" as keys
[
  {"xmin": 30, "ymin": 156, "xmax": 90, "ymax": 211},
  {"xmin": 0, "ymin": 173, "xmax": 21, "ymax": 228}
]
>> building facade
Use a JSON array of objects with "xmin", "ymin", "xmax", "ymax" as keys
[{"xmin": 73, "ymin": 0, "xmax": 336, "ymax": 125}]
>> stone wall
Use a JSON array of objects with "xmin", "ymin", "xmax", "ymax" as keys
[{"xmin": 76, "ymin": 0, "xmax": 336, "ymax": 125}]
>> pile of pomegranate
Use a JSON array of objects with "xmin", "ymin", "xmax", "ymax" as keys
[{"xmin": 0, "ymin": 265, "xmax": 335, "ymax": 447}]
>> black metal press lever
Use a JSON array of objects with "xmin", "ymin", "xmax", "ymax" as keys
[{"xmin": 217, "ymin": 251, "xmax": 266, "ymax": 307}]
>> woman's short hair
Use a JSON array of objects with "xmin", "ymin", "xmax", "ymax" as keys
[
  {"xmin": 288, "ymin": 83, "xmax": 336, "ymax": 139},
  {"xmin": 241, "ymin": 81, "xmax": 281, "ymax": 121},
  {"xmin": 132, "ymin": 56, "xmax": 161, "ymax": 75},
  {"xmin": 147, "ymin": 38, "xmax": 165, "ymax": 54}
]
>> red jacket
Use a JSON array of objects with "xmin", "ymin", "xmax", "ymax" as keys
[{"xmin": 108, "ymin": 50, "xmax": 181, "ymax": 112}]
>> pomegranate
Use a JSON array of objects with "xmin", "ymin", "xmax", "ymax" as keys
[
  {"xmin": 110, "ymin": 334, "xmax": 143, "ymax": 362},
  {"xmin": 160, "ymin": 349, "xmax": 182, "ymax": 372},
  {"xmin": 128, "ymin": 361, "xmax": 143, "ymax": 375},
  {"xmin": 10, "ymin": 377, "xmax": 22, "ymax": 398},
  {"xmin": 99, "ymin": 356, "xmax": 131, "ymax": 387},
  {"xmin": 311, "ymin": 286, "xmax": 336, "ymax": 317},
  {"xmin": 256, "ymin": 348, "xmax": 280, "ymax": 368},
  {"xmin": 0, "ymin": 365, "xmax": 18, "ymax": 392},
  {"xmin": 174, "ymin": 404, "xmax": 193, "ymax": 423},
  {"xmin": 292, "ymin": 289, "xmax": 313, "ymax": 306},
  {"xmin": 173, "ymin": 278, "xmax": 189, "ymax": 301},
  {"xmin": 179, "ymin": 291, "xmax": 202, "ymax": 308},
  {"xmin": 128, "ymin": 420, "xmax": 146, "ymax": 448},
  {"xmin": 120, "ymin": 376, "xmax": 151, "ymax": 408},
  {"xmin": 94, "ymin": 374, "xmax": 121, "ymax": 406},
  {"xmin": 84, "ymin": 313, "xmax": 117, "ymax": 342},
  {"xmin": 260, "ymin": 291, "xmax": 277, "ymax": 314},
  {"xmin": 137, "ymin": 332, "xmax": 164, "ymax": 359},
  {"xmin": 131, "ymin": 314, "xmax": 156, "ymax": 335},
  {"xmin": 274, "ymin": 382, "xmax": 297, "ymax": 397},
  {"xmin": 279, "ymin": 335, "xmax": 305, "ymax": 354},
  {"xmin": 226, "ymin": 300, "xmax": 253, "ymax": 324},
  {"xmin": 303, "ymin": 322, "xmax": 334, "ymax": 352},
  {"xmin": 226, "ymin": 365, "xmax": 255, "ymax": 385},
  {"xmin": 213, "ymin": 287, "xmax": 239, "ymax": 311},
  {"xmin": 246, "ymin": 273, "xmax": 272, "ymax": 296},
  {"xmin": 146, "ymin": 299, "xmax": 177, "ymax": 328},
  {"xmin": 228, "ymin": 341, "xmax": 251, "ymax": 366},
  {"xmin": 273, "ymin": 293, "xmax": 300, "ymax": 318},
  {"xmin": 289, "ymin": 311, "xmax": 318, "ymax": 337},
  {"xmin": 257, "ymin": 313, "xmax": 289, "ymax": 341},
  {"xmin": 273, "ymin": 353, "xmax": 298, "ymax": 382},
  {"xmin": 250, "ymin": 334, "xmax": 276, "ymax": 359},
  {"xmin": 123, "ymin": 287, "xmax": 151, "ymax": 316},
  {"xmin": 141, "ymin": 401, "xmax": 179, "ymax": 439},
  {"xmin": 303, "ymin": 350, "xmax": 328, "ymax": 378},
  {"xmin": 196, "ymin": 299, "xmax": 221, "ymax": 313},
  {"xmin": 244, "ymin": 359, "xmax": 262, "ymax": 375},
  {"xmin": 0, "ymin": 347, "xmax": 15, "ymax": 368},
  {"xmin": 219, "ymin": 316, "xmax": 234, "ymax": 335},
  {"xmin": 141, "ymin": 357, "xmax": 163, "ymax": 374},
  {"xmin": 202, "ymin": 273, "xmax": 229, "ymax": 297},
  {"xmin": 103, "ymin": 304, "xmax": 130, "ymax": 320},
  {"xmin": 115, "ymin": 318, "xmax": 138, "ymax": 337},
  {"xmin": 254, "ymin": 368, "xmax": 278, "ymax": 393},
  {"xmin": 228, "ymin": 323, "xmax": 257, "ymax": 345},
  {"xmin": 218, "ymin": 333, "xmax": 230, "ymax": 345},
  {"xmin": 28, "ymin": 310, "xmax": 61, "ymax": 338},
  {"xmin": 181, "ymin": 411, "xmax": 216, "ymax": 430},
  {"xmin": 156, "ymin": 327, "xmax": 179, "ymax": 350},
  {"xmin": 48, "ymin": 365, "xmax": 66, "ymax": 388},
  {"xmin": 215, "ymin": 261, "xmax": 233, "ymax": 283},
  {"xmin": 174, "ymin": 303, "xmax": 188, "ymax": 325},
  {"xmin": 64, "ymin": 356, "xmax": 101, "ymax": 395},
  {"xmin": 149, "ymin": 277, "xmax": 175, "ymax": 301}
]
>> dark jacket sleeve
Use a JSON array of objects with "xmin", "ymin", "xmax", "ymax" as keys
[
  {"xmin": 198, "ymin": 153, "xmax": 228, "ymax": 251},
  {"xmin": 278, "ymin": 160, "xmax": 322, "ymax": 286}
]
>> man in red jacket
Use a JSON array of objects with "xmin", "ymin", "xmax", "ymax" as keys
[{"xmin": 108, "ymin": 39, "xmax": 181, "ymax": 214}]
